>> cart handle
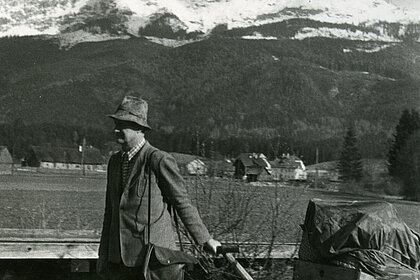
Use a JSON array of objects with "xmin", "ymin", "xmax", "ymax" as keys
[
  {"xmin": 216, "ymin": 245, "xmax": 240, "ymax": 255},
  {"xmin": 216, "ymin": 246, "xmax": 254, "ymax": 280}
]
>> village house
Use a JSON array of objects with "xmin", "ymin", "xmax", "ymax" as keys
[
  {"xmin": 25, "ymin": 145, "xmax": 105, "ymax": 172},
  {"xmin": 234, "ymin": 153, "xmax": 272, "ymax": 182},
  {"xmin": 270, "ymin": 154, "xmax": 307, "ymax": 181},
  {"xmin": 170, "ymin": 152, "xmax": 208, "ymax": 176},
  {"xmin": 209, "ymin": 159, "xmax": 235, "ymax": 178},
  {"xmin": 0, "ymin": 146, "xmax": 13, "ymax": 175},
  {"xmin": 305, "ymin": 161, "xmax": 340, "ymax": 182}
]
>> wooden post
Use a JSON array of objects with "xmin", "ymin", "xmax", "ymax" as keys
[
  {"xmin": 11, "ymin": 144, "xmax": 14, "ymax": 176},
  {"xmin": 81, "ymin": 137, "xmax": 86, "ymax": 176},
  {"xmin": 196, "ymin": 130, "xmax": 200, "ymax": 156}
]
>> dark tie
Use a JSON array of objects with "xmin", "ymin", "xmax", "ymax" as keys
[{"xmin": 121, "ymin": 152, "xmax": 130, "ymax": 188}]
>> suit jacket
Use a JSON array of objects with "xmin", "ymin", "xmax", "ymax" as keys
[{"xmin": 98, "ymin": 141, "xmax": 211, "ymax": 268}]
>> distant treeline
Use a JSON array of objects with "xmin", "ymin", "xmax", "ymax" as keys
[
  {"xmin": 0, "ymin": 121, "xmax": 111, "ymax": 160},
  {"xmin": 0, "ymin": 119, "xmax": 390, "ymax": 165}
]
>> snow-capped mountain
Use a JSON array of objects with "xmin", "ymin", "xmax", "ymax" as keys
[{"xmin": 1, "ymin": 0, "xmax": 419, "ymax": 47}]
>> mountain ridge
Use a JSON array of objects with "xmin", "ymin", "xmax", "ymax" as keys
[
  {"xmin": 1, "ymin": 0, "xmax": 420, "ymax": 48},
  {"xmin": 0, "ymin": 22, "xmax": 419, "ymax": 161}
]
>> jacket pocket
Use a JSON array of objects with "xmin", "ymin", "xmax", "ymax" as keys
[
  {"xmin": 153, "ymin": 245, "xmax": 197, "ymax": 265},
  {"xmin": 136, "ymin": 176, "xmax": 147, "ymax": 198}
]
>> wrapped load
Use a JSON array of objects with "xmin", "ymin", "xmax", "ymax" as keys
[{"xmin": 299, "ymin": 199, "xmax": 420, "ymax": 279}]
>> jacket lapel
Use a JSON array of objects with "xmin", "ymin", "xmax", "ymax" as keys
[
  {"xmin": 124, "ymin": 141, "xmax": 151, "ymax": 191},
  {"xmin": 114, "ymin": 151, "xmax": 122, "ymax": 194}
]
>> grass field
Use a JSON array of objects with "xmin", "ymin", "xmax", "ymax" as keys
[{"xmin": 0, "ymin": 172, "xmax": 419, "ymax": 245}]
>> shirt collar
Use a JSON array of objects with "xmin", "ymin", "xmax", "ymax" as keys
[{"xmin": 123, "ymin": 138, "xmax": 146, "ymax": 161}]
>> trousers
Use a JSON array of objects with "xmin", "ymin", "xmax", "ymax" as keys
[
  {"xmin": 106, "ymin": 262, "xmax": 185, "ymax": 280},
  {"xmin": 107, "ymin": 262, "xmax": 145, "ymax": 280}
]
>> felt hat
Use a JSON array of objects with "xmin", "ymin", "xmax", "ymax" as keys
[{"xmin": 107, "ymin": 96, "xmax": 151, "ymax": 130}]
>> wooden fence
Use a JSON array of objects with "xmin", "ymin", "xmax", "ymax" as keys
[{"xmin": 0, "ymin": 228, "xmax": 298, "ymax": 260}]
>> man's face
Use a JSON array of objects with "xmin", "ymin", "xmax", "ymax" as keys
[{"xmin": 113, "ymin": 120, "xmax": 144, "ymax": 150}]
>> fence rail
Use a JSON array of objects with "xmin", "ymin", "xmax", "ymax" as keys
[{"xmin": 0, "ymin": 229, "xmax": 299, "ymax": 259}]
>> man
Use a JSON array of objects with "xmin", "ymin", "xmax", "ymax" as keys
[{"xmin": 97, "ymin": 96, "xmax": 221, "ymax": 279}]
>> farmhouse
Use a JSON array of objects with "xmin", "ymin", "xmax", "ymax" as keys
[
  {"xmin": 26, "ymin": 146, "xmax": 105, "ymax": 171},
  {"xmin": 170, "ymin": 152, "xmax": 208, "ymax": 176},
  {"xmin": 306, "ymin": 160, "xmax": 340, "ymax": 182},
  {"xmin": 234, "ymin": 153, "xmax": 272, "ymax": 182},
  {"xmin": 270, "ymin": 154, "xmax": 307, "ymax": 181},
  {"xmin": 209, "ymin": 159, "xmax": 235, "ymax": 178},
  {"xmin": 0, "ymin": 146, "xmax": 13, "ymax": 175}
]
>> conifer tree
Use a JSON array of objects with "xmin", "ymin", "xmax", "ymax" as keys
[
  {"xmin": 396, "ymin": 131, "xmax": 420, "ymax": 201},
  {"xmin": 388, "ymin": 109, "xmax": 420, "ymax": 177},
  {"xmin": 338, "ymin": 127, "xmax": 363, "ymax": 181}
]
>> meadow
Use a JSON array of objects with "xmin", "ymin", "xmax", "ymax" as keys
[{"xmin": 0, "ymin": 172, "xmax": 419, "ymax": 245}]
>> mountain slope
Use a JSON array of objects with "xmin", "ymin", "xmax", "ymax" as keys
[{"xmin": 0, "ymin": 24, "xmax": 419, "ymax": 161}]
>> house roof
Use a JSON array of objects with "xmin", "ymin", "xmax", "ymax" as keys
[
  {"xmin": 271, "ymin": 155, "xmax": 304, "ymax": 169},
  {"xmin": 235, "ymin": 153, "xmax": 272, "ymax": 175},
  {"xmin": 0, "ymin": 146, "xmax": 13, "ymax": 164},
  {"xmin": 306, "ymin": 160, "xmax": 338, "ymax": 171},
  {"xmin": 211, "ymin": 160, "xmax": 235, "ymax": 171},
  {"xmin": 170, "ymin": 152, "xmax": 207, "ymax": 166},
  {"xmin": 30, "ymin": 146, "xmax": 104, "ymax": 165},
  {"xmin": 235, "ymin": 153, "xmax": 268, "ymax": 168}
]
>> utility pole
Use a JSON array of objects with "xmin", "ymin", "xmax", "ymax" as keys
[
  {"xmin": 80, "ymin": 136, "xmax": 86, "ymax": 176},
  {"xmin": 315, "ymin": 147, "xmax": 319, "ymax": 189},
  {"xmin": 196, "ymin": 130, "xmax": 200, "ymax": 156}
]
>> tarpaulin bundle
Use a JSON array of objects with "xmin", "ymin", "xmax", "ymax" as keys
[{"xmin": 299, "ymin": 199, "xmax": 420, "ymax": 278}]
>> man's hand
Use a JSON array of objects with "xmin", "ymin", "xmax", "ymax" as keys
[{"xmin": 204, "ymin": 238, "xmax": 222, "ymax": 255}]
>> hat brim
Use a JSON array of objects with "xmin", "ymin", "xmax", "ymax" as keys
[{"xmin": 107, "ymin": 113, "xmax": 151, "ymax": 130}]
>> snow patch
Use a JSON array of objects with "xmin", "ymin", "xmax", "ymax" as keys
[
  {"xmin": 343, "ymin": 43, "xmax": 394, "ymax": 53},
  {"xmin": 114, "ymin": 0, "xmax": 420, "ymax": 33},
  {"xmin": 293, "ymin": 27, "xmax": 400, "ymax": 42},
  {"xmin": 143, "ymin": 36, "xmax": 203, "ymax": 47},
  {"xmin": 0, "ymin": 0, "xmax": 89, "ymax": 36},
  {"xmin": 241, "ymin": 32, "xmax": 277, "ymax": 40},
  {"xmin": 0, "ymin": 0, "xmax": 419, "ymax": 40},
  {"xmin": 0, "ymin": 25, "xmax": 56, "ymax": 37},
  {"xmin": 355, "ymin": 44, "xmax": 393, "ymax": 52},
  {"xmin": 57, "ymin": 30, "xmax": 130, "ymax": 49}
]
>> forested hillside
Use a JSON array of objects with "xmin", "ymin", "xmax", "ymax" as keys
[{"xmin": 1, "ymin": 21, "xmax": 419, "ymax": 162}]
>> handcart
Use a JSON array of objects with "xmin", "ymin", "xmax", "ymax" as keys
[{"xmin": 216, "ymin": 245, "xmax": 254, "ymax": 280}]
